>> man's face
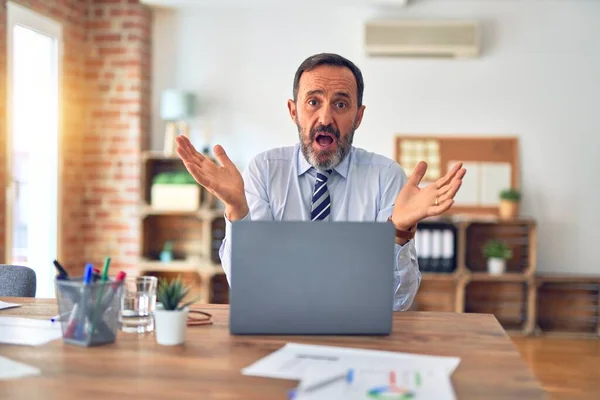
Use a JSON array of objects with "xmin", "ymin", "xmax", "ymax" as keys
[{"xmin": 288, "ymin": 65, "xmax": 365, "ymax": 171}]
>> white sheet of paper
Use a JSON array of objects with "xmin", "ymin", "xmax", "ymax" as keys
[
  {"xmin": 294, "ymin": 364, "xmax": 455, "ymax": 400},
  {"xmin": 0, "ymin": 355, "xmax": 41, "ymax": 380},
  {"xmin": 0, "ymin": 317, "xmax": 62, "ymax": 346},
  {"xmin": 242, "ymin": 343, "xmax": 461, "ymax": 381},
  {"xmin": 450, "ymin": 161, "xmax": 480, "ymax": 206},
  {"xmin": 480, "ymin": 162, "xmax": 512, "ymax": 206},
  {"xmin": 0, "ymin": 300, "xmax": 21, "ymax": 310}
]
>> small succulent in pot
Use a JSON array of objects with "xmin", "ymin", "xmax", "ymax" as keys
[{"xmin": 154, "ymin": 275, "xmax": 200, "ymax": 345}]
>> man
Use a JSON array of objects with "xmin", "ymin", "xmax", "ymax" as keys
[{"xmin": 176, "ymin": 53, "xmax": 465, "ymax": 311}]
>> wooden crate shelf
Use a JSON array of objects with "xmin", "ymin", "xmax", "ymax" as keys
[
  {"xmin": 465, "ymin": 281, "xmax": 534, "ymax": 334},
  {"xmin": 465, "ymin": 219, "xmax": 536, "ymax": 275},
  {"xmin": 535, "ymin": 275, "xmax": 600, "ymax": 337},
  {"xmin": 137, "ymin": 151, "xmax": 225, "ymax": 304},
  {"xmin": 415, "ymin": 216, "xmax": 537, "ymax": 335},
  {"xmin": 412, "ymin": 279, "xmax": 458, "ymax": 313}
]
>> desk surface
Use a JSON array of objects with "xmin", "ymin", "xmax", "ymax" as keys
[{"xmin": 0, "ymin": 298, "xmax": 545, "ymax": 399}]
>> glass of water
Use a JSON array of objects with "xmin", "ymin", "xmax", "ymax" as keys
[{"xmin": 119, "ymin": 276, "xmax": 157, "ymax": 333}]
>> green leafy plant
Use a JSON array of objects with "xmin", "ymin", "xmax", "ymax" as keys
[
  {"xmin": 482, "ymin": 240, "xmax": 513, "ymax": 260},
  {"xmin": 156, "ymin": 275, "xmax": 200, "ymax": 311},
  {"xmin": 152, "ymin": 171, "xmax": 197, "ymax": 185},
  {"xmin": 162, "ymin": 240, "xmax": 173, "ymax": 253},
  {"xmin": 500, "ymin": 188, "xmax": 521, "ymax": 202}
]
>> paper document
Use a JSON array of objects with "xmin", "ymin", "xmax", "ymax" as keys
[
  {"xmin": 0, "ymin": 317, "xmax": 62, "ymax": 346},
  {"xmin": 293, "ymin": 365, "xmax": 455, "ymax": 400},
  {"xmin": 0, "ymin": 356, "xmax": 41, "ymax": 380},
  {"xmin": 0, "ymin": 300, "xmax": 21, "ymax": 310},
  {"xmin": 242, "ymin": 343, "xmax": 461, "ymax": 380}
]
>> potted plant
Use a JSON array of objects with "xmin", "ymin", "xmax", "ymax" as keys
[
  {"xmin": 154, "ymin": 276, "xmax": 199, "ymax": 345},
  {"xmin": 499, "ymin": 188, "xmax": 520, "ymax": 219},
  {"xmin": 151, "ymin": 171, "xmax": 200, "ymax": 211},
  {"xmin": 482, "ymin": 240, "xmax": 512, "ymax": 275}
]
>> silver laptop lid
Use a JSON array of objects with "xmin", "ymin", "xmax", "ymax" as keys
[{"xmin": 229, "ymin": 220, "xmax": 395, "ymax": 335}]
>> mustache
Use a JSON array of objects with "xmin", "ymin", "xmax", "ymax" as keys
[{"xmin": 310, "ymin": 125, "xmax": 340, "ymax": 140}]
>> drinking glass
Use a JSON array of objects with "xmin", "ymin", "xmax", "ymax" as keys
[{"xmin": 119, "ymin": 276, "xmax": 157, "ymax": 333}]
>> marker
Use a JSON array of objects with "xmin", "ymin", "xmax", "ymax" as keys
[
  {"xmin": 76, "ymin": 264, "xmax": 94, "ymax": 340},
  {"xmin": 99, "ymin": 271, "xmax": 127, "ymax": 310},
  {"xmin": 50, "ymin": 311, "xmax": 70, "ymax": 323},
  {"xmin": 53, "ymin": 260, "xmax": 68, "ymax": 279},
  {"xmin": 89, "ymin": 257, "xmax": 112, "ymax": 336},
  {"xmin": 295, "ymin": 368, "xmax": 354, "ymax": 394},
  {"xmin": 64, "ymin": 304, "xmax": 79, "ymax": 338}
]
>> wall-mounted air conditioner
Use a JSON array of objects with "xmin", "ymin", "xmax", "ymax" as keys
[{"xmin": 364, "ymin": 20, "xmax": 480, "ymax": 58}]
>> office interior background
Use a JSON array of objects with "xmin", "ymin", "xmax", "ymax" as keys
[{"xmin": 0, "ymin": 0, "xmax": 598, "ymax": 397}]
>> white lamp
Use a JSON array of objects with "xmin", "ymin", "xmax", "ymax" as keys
[{"xmin": 160, "ymin": 89, "xmax": 196, "ymax": 156}]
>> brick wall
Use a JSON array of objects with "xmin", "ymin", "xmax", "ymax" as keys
[
  {"xmin": 0, "ymin": 0, "xmax": 152, "ymax": 278},
  {"xmin": 83, "ymin": 0, "xmax": 152, "ymax": 277}
]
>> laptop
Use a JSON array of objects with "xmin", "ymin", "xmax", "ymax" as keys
[{"xmin": 229, "ymin": 220, "xmax": 396, "ymax": 335}]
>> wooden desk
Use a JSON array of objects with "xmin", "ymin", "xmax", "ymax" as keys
[{"xmin": 0, "ymin": 298, "xmax": 545, "ymax": 399}]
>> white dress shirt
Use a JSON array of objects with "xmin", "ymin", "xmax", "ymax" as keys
[{"xmin": 219, "ymin": 143, "xmax": 421, "ymax": 311}]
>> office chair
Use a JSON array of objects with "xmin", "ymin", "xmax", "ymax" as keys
[{"xmin": 0, "ymin": 265, "xmax": 37, "ymax": 297}]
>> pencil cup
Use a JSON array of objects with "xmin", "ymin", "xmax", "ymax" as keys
[{"xmin": 55, "ymin": 277, "xmax": 124, "ymax": 347}]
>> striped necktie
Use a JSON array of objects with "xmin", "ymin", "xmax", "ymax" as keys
[{"xmin": 311, "ymin": 169, "xmax": 332, "ymax": 221}]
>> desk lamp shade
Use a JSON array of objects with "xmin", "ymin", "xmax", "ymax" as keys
[
  {"xmin": 160, "ymin": 89, "xmax": 195, "ymax": 121},
  {"xmin": 161, "ymin": 89, "xmax": 195, "ymax": 156}
]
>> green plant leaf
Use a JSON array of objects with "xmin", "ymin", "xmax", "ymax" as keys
[
  {"xmin": 156, "ymin": 274, "xmax": 194, "ymax": 310},
  {"xmin": 177, "ymin": 295, "xmax": 202, "ymax": 311},
  {"xmin": 482, "ymin": 239, "xmax": 512, "ymax": 260},
  {"xmin": 500, "ymin": 188, "xmax": 521, "ymax": 201}
]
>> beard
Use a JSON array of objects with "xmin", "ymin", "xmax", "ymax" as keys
[{"xmin": 297, "ymin": 119, "xmax": 356, "ymax": 171}]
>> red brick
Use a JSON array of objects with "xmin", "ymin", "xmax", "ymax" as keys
[
  {"xmin": 98, "ymin": 47, "xmax": 127, "ymax": 56},
  {"xmin": 86, "ymin": 58, "xmax": 104, "ymax": 68},
  {"xmin": 94, "ymin": 33, "xmax": 121, "ymax": 42},
  {"xmin": 111, "ymin": 59, "xmax": 140, "ymax": 67},
  {"xmin": 111, "ymin": 8, "xmax": 143, "ymax": 17}
]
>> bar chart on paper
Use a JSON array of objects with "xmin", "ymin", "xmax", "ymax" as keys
[
  {"xmin": 367, "ymin": 370, "xmax": 420, "ymax": 399},
  {"xmin": 294, "ymin": 366, "xmax": 455, "ymax": 400}
]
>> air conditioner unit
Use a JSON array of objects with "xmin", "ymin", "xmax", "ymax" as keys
[{"xmin": 364, "ymin": 20, "xmax": 480, "ymax": 58}]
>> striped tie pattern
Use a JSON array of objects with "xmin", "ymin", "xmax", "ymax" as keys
[{"xmin": 311, "ymin": 169, "xmax": 332, "ymax": 221}]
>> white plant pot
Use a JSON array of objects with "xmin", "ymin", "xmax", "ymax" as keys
[
  {"xmin": 487, "ymin": 258, "xmax": 506, "ymax": 275},
  {"xmin": 154, "ymin": 307, "xmax": 188, "ymax": 345},
  {"xmin": 151, "ymin": 184, "xmax": 199, "ymax": 211}
]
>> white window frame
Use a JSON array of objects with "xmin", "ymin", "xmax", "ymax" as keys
[{"xmin": 5, "ymin": 1, "xmax": 63, "ymax": 278}]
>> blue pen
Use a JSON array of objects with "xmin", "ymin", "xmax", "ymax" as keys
[
  {"xmin": 76, "ymin": 263, "xmax": 94, "ymax": 340},
  {"xmin": 290, "ymin": 368, "xmax": 354, "ymax": 398}
]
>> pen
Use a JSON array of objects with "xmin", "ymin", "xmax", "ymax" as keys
[
  {"xmin": 64, "ymin": 304, "xmax": 79, "ymax": 338},
  {"xmin": 99, "ymin": 271, "xmax": 127, "ymax": 311},
  {"xmin": 50, "ymin": 311, "xmax": 70, "ymax": 323},
  {"xmin": 53, "ymin": 260, "xmax": 69, "ymax": 279},
  {"xmin": 294, "ymin": 368, "xmax": 354, "ymax": 395},
  {"xmin": 89, "ymin": 257, "xmax": 112, "ymax": 336},
  {"xmin": 76, "ymin": 264, "xmax": 94, "ymax": 340}
]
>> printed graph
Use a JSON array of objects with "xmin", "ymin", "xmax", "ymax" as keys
[{"xmin": 367, "ymin": 371, "xmax": 421, "ymax": 399}]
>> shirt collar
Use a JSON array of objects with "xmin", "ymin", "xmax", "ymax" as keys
[{"xmin": 296, "ymin": 144, "xmax": 352, "ymax": 179}]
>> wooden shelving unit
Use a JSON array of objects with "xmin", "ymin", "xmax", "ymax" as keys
[
  {"xmin": 411, "ymin": 216, "xmax": 538, "ymax": 335},
  {"xmin": 535, "ymin": 275, "xmax": 600, "ymax": 338},
  {"xmin": 137, "ymin": 151, "xmax": 227, "ymax": 304}
]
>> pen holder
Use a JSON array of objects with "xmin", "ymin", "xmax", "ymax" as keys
[{"xmin": 55, "ymin": 277, "xmax": 124, "ymax": 347}]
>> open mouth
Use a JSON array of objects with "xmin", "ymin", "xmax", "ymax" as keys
[{"xmin": 314, "ymin": 132, "xmax": 336, "ymax": 150}]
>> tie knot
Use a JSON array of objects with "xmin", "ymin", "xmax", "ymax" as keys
[{"xmin": 316, "ymin": 169, "xmax": 332, "ymax": 181}]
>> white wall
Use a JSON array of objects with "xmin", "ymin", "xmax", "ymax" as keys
[{"xmin": 151, "ymin": 0, "xmax": 600, "ymax": 275}]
